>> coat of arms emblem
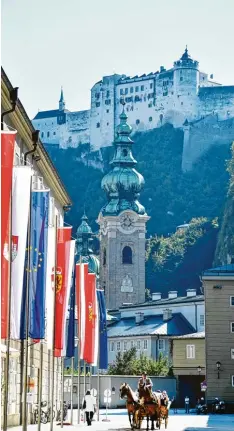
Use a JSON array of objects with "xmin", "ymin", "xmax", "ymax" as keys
[{"xmin": 3, "ymin": 235, "xmax": 18, "ymax": 262}]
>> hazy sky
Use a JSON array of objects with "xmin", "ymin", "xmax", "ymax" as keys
[{"xmin": 2, "ymin": 0, "xmax": 234, "ymax": 118}]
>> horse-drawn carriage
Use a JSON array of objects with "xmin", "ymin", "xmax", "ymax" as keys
[{"xmin": 119, "ymin": 383, "xmax": 170, "ymax": 430}]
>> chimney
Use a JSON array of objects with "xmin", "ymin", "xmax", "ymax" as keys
[
  {"xmin": 152, "ymin": 292, "xmax": 162, "ymax": 301},
  {"xmin": 163, "ymin": 309, "xmax": 172, "ymax": 321},
  {"xmin": 160, "ymin": 66, "xmax": 165, "ymax": 72},
  {"xmin": 135, "ymin": 312, "xmax": 144, "ymax": 324},
  {"xmin": 186, "ymin": 289, "xmax": 197, "ymax": 297},
  {"xmin": 168, "ymin": 291, "xmax": 178, "ymax": 299}
]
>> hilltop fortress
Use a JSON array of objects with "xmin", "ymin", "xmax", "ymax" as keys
[{"xmin": 32, "ymin": 48, "xmax": 234, "ymax": 171}]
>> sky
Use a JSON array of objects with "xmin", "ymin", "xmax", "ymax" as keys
[{"xmin": 2, "ymin": 0, "xmax": 234, "ymax": 119}]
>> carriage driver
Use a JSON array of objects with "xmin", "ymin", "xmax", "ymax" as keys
[{"xmin": 138, "ymin": 371, "xmax": 153, "ymax": 391}]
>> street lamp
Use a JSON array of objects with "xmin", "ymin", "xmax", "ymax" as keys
[
  {"xmin": 216, "ymin": 361, "xmax": 221, "ymax": 379},
  {"xmin": 197, "ymin": 365, "xmax": 202, "ymax": 375}
]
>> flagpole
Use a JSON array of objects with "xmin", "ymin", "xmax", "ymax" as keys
[
  {"xmin": 77, "ymin": 255, "xmax": 81, "ymax": 424},
  {"xmin": 61, "ymin": 357, "xmax": 64, "ymax": 428},
  {"xmin": 3, "ymin": 189, "xmax": 13, "ymax": 431},
  {"xmin": 50, "ymin": 214, "xmax": 58, "ymax": 431},
  {"xmin": 37, "ymin": 341, "xmax": 43, "ymax": 431},
  {"xmin": 70, "ymin": 357, "xmax": 74, "ymax": 424},
  {"xmin": 97, "ymin": 362, "xmax": 100, "ymax": 421},
  {"xmin": 22, "ymin": 175, "xmax": 33, "ymax": 431}
]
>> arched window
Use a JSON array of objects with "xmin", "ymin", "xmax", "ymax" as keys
[
  {"xmin": 122, "ymin": 246, "xmax": 132, "ymax": 264},
  {"xmin": 103, "ymin": 248, "xmax": 106, "ymax": 266}
]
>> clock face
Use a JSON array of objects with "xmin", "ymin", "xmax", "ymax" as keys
[{"xmin": 120, "ymin": 214, "xmax": 135, "ymax": 230}]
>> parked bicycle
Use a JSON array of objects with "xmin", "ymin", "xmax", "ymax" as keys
[
  {"xmin": 56, "ymin": 401, "xmax": 68, "ymax": 422},
  {"xmin": 32, "ymin": 403, "xmax": 47, "ymax": 424}
]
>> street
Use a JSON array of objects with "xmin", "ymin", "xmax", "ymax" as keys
[{"xmin": 11, "ymin": 410, "xmax": 234, "ymax": 431}]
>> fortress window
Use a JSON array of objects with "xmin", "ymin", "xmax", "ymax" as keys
[
  {"xmin": 149, "ymin": 117, "xmax": 152, "ymax": 122},
  {"xmin": 181, "ymin": 102, "xmax": 183, "ymax": 105},
  {"xmin": 180, "ymin": 77, "xmax": 183, "ymax": 82},
  {"xmin": 53, "ymin": 132, "xmax": 56, "ymax": 135},
  {"xmin": 106, "ymin": 109, "xmax": 109, "ymax": 113},
  {"xmin": 130, "ymin": 87, "xmax": 134, "ymax": 93},
  {"xmin": 141, "ymin": 85, "xmax": 144, "ymax": 91},
  {"xmin": 148, "ymin": 103, "xmax": 152, "ymax": 108},
  {"xmin": 47, "ymin": 131, "xmax": 50, "ymax": 138},
  {"xmin": 125, "ymin": 96, "xmax": 133, "ymax": 103},
  {"xmin": 136, "ymin": 119, "xmax": 140, "ymax": 125},
  {"xmin": 122, "ymin": 246, "xmax": 133, "ymax": 264},
  {"xmin": 125, "ymin": 88, "xmax": 128, "ymax": 95},
  {"xmin": 103, "ymin": 248, "xmax": 106, "ymax": 266},
  {"xmin": 135, "ymin": 86, "xmax": 139, "ymax": 92},
  {"xmin": 41, "ymin": 132, "xmax": 44, "ymax": 138},
  {"xmin": 107, "ymin": 122, "xmax": 109, "ymax": 126},
  {"xmin": 96, "ymin": 102, "xmax": 100, "ymax": 107},
  {"xmin": 95, "ymin": 92, "xmax": 100, "ymax": 99},
  {"xmin": 148, "ymin": 93, "xmax": 154, "ymax": 99},
  {"xmin": 105, "ymin": 99, "xmax": 111, "ymax": 105},
  {"xmin": 106, "ymin": 90, "xmax": 110, "ymax": 98},
  {"xmin": 163, "ymin": 91, "xmax": 168, "ymax": 96},
  {"xmin": 135, "ymin": 95, "xmax": 141, "ymax": 102},
  {"xmin": 96, "ymin": 122, "xmax": 100, "ymax": 128},
  {"xmin": 122, "ymin": 149, "xmax": 128, "ymax": 157},
  {"xmin": 120, "ymin": 88, "xmax": 124, "ymax": 95},
  {"xmin": 150, "ymin": 83, "xmax": 153, "ymax": 89}
]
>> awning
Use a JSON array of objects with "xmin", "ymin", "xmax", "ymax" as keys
[{"xmin": 1, "ymin": 344, "xmax": 20, "ymax": 358}]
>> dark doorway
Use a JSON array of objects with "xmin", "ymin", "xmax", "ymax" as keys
[{"xmin": 178, "ymin": 375, "xmax": 205, "ymax": 407}]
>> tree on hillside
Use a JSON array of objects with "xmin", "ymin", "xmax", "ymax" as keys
[{"xmin": 108, "ymin": 348, "xmax": 171, "ymax": 376}]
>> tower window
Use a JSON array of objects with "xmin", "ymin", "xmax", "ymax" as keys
[
  {"xmin": 96, "ymin": 122, "xmax": 100, "ymax": 128},
  {"xmin": 41, "ymin": 132, "xmax": 44, "ymax": 138},
  {"xmin": 150, "ymin": 83, "xmax": 153, "ymax": 89},
  {"xmin": 122, "ymin": 246, "xmax": 133, "ymax": 264},
  {"xmin": 122, "ymin": 149, "xmax": 128, "ymax": 157},
  {"xmin": 96, "ymin": 102, "xmax": 100, "ymax": 107},
  {"xmin": 103, "ymin": 248, "xmax": 106, "ymax": 266},
  {"xmin": 180, "ymin": 77, "xmax": 183, "ymax": 81},
  {"xmin": 47, "ymin": 131, "xmax": 50, "ymax": 138},
  {"xmin": 136, "ymin": 119, "xmax": 140, "ymax": 125},
  {"xmin": 106, "ymin": 90, "xmax": 110, "ymax": 98},
  {"xmin": 105, "ymin": 99, "xmax": 111, "ymax": 105},
  {"xmin": 149, "ymin": 117, "xmax": 152, "ymax": 122}
]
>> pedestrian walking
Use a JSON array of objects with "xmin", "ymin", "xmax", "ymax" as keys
[
  {"xmin": 82, "ymin": 390, "xmax": 96, "ymax": 426},
  {"xmin": 185, "ymin": 396, "xmax": 190, "ymax": 414}
]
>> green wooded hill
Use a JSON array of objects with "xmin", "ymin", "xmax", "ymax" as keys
[{"xmin": 46, "ymin": 124, "xmax": 232, "ymax": 296}]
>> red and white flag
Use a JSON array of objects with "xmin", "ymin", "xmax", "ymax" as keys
[
  {"xmin": 62, "ymin": 239, "xmax": 76, "ymax": 357},
  {"xmin": 54, "ymin": 227, "xmax": 72, "ymax": 357},
  {"xmin": 10, "ymin": 166, "xmax": 32, "ymax": 339},
  {"xmin": 76, "ymin": 264, "xmax": 98, "ymax": 364},
  {"xmin": 1, "ymin": 130, "xmax": 16, "ymax": 339},
  {"xmin": 46, "ymin": 221, "xmax": 56, "ymax": 350}
]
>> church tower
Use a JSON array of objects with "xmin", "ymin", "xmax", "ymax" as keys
[
  {"xmin": 59, "ymin": 87, "xmax": 65, "ymax": 111},
  {"xmin": 98, "ymin": 102, "xmax": 149, "ymax": 310}
]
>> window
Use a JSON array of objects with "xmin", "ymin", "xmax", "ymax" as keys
[
  {"xmin": 231, "ymin": 322, "xmax": 234, "ymax": 333},
  {"xmin": 125, "ymin": 88, "xmax": 128, "ymax": 95},
  {"xmin": 123, "ymin": 341, "xmax": 128, "ymax": 351},
  {"xmin": 106, "ymin": 90, "xmax": 110, "ymax": 98},
  {"xmin": 186, "ymin": 344, "xmax": 195, "ymax": 359},
  {"xmin": 135, "ymin": 86, "xmax": 139, "ymax": 92},
  {"xmin": 111, "ymin": 342, "xmax": 115, "ymax": 352},
  {"xmin": 231, "ymin": 348, "xmax": 234, "ymax": 359},
  {"xmin": 232, "ymin": 376, "xmax": 234, "ymax": 387},
  {"xmin": 143, "ymin": 340, "xmax": 148, "ymax": 350},
  {"xmin": 122, "ymin": 246, "xmax": 132, "ymax": 264},
  {"xmin": 135, "ymin": 95, "xmax": 141, "ymax": 102},
  {"xmin": 181, "ymin": 102, "xmax": 183, "ymax": 105},
  {"xmin": 141, "ymin": 85, "xmax": 144, "ymax": 91},
  {"xmin": 122, "ymin": 149, "xmax": 128, "ymax": 157},
  {"xmin": 148, "ymin": 93, "xmax": 154, "ymax": 99},
  {"xmin": 105, "ymin": 99, "xmax": 111, "ymax": 105},
  {"xmin": 125, "ymin": 96, "xmax": 133, "ymax": 103},
  {"xmin": 148, "ymin": 103, "xmax": 153, "ymax": 108},
  {"xmin": 230, "ymin": 296, "xmax": 234, "ymax": 306},
  {"xmin": 103, "ymin": 248, "xmax": 106, "ymax": 266},
  {"xmin": 106, "ymin": 109, "xmax": 109, "ymax": 113},
  {"xmin": 41, "ymin": 132, "xmax": 44, "ymax": 138},
  {"xmin": 96, "ymin": 122, "xmax": 100, "ymax": 128},
  {"xmin": 117, "ymin": 341, "xmax": 121, "ymax": 351},
  {"xmin": 107, "ymin": 122, "xmax": 109, "ymax": 126},
  {"xmin": 47, "ymin": 131, "xmax": 50, "ymax": 138},
  {"xmin": 158, "ymin": 339, "xmax": 165, "ymax": 351},
  {"xmin": 95, "ymin": 92, "xmax": 100, "ymax": 99},
  {"xmin": 137, "ymin": 340, "xmax": 141, "ymax": 350},
  {"xmin": 130, "ymin": 87, "xmax": 134, "ymax": 93},
  {"xmin": 180, "ymin": 77, "xmax": 183, "ymax": 81},
  {"xmin": 163, "ymin": 91, "xmax": 168, "ymax": 96},
  {"xmin": 136, "ymin": 119, "xmax": 140, "ymax": 125},
  {"xmin": 200, "ymin": 315, "xmax": 205, "ymax": 326},
  {"xmin": 150, "ymin": 83, "xmax": 153, "ymax": 89},
  {"xmin": 120, "ymin": 89, "xmax": 124, "ymax": 95},
  {"xmin": 53, "ymin": 132, "xmax": 56, "ymax": 135},
  {"xmin": 149, "ymin": 117, "xmax": 152, "ymax": 122},
  {"xmin": 96, "ymin": 102, "xmax": 100, "ymax": 108}
]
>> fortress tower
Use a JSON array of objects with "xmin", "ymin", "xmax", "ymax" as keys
[{"xmin": 98, "ymin": 103, "xmax": 149, "ymax": 310}]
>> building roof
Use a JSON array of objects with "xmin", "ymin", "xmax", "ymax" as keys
[
  {"xmin": 199, "ymin": 86, "xmax": 234, "ymax": 96},
  {"xmin": 114, "ymin": 294, "xmax": 204, "ymax": 312},
  {"xmin": 107, "ymin": 313, "xmax": 195, "ymax": 338},
  {"xmin": 203, "ymin": 264, "xmax": 234, "ymax": 277},
  {"xmin": 172, "ymin": 331, "xmax": 205, "ymax": 339},
  {"xmin": 1, "ymin": 67, "xmax": 71, "ymax": 206},
  {"xmin": 33, "ymin": 109, "xmax": 70, "ymax": 120}
]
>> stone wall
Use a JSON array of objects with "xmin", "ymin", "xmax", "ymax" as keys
[{"xmin": 182, "ymin": 115, "xmax": 234, "ymax": 172}]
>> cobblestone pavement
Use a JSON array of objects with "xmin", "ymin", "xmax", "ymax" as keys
[{"xmin": 11, "ymin": 410, "xmax": 234, "ymax": 431}]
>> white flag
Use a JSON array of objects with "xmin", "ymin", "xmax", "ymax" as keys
[
  {"xmin": 46, "ymin": 222, "xmax": 56, "ymax": 350},
  {"xmin": 11, "ymin": 166, "xmax": 32, "ymax": 339},
  {"xmin": 62, "ymin": 240, "xmax": 76, "ymax": 357}
]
